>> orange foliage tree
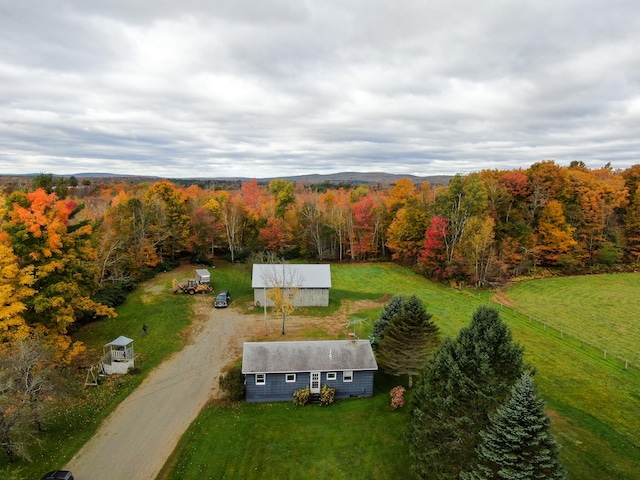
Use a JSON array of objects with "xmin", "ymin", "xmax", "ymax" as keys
[
  {"xmin": 145, "ymin": 180, "xmax": 191, "ymax": 261},
  {"xmin": 97, "ymin": 190, "xmax": 164, "ymax": 281},
  {"xmin": 2, "ymin": 189, "xmax": 115, "ymax": 362},
  {"xmin": 534, "ymin": 200, "xmax": 577, "ymax": 267}
]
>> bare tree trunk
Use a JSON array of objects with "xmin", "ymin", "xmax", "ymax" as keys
[{"xmin": 0, "ymin": 412, "xmax": 17, "ymax": 463}]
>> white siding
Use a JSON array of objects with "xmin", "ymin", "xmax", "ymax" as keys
[{"xmin": 254, "ymin": 287, "xmax": 329, "ymax": 307}]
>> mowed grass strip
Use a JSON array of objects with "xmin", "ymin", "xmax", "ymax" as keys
[
  {"xmin": 500, "ymin": 273, "xmax": 640, "ymax": 365},
  {"xmin": 160, "ymin": 263, "xmax": 640, "ymax": 480}
]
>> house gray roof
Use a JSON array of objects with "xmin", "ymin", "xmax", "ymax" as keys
[
  {"xmin": 242, "ymin": 340, "xmax": 378, "ymax": 374},
  {"xmin": 251, "ymin": 264, "xmax": 331, "ymax": 289}
]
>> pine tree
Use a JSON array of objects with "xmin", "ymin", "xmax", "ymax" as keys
[
  {"xmin": 456, "ymin": 305, "xmax": 526, "ymax": 431},
  {"xmin": 407, "ymin": 337, "xmax": 472, "ymax": 479},
  {"xmin": 407, "ymin": 306, "xmax": 525, "ymax": 479},
  {"xmin": 370, "ymin": 294, "xmax": 404, "ymax": 350},
  {"xmin": 376, "ymin": 295, "xmax": 439, "ymax": 387},
  {"xmin": 462, "ymin": 372, "xmax": 566, "ymax": 480}
]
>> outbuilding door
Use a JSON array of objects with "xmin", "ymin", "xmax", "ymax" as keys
[{"xmin": 310, "ymin": 371, "xmax": 321, "ymax": 394}]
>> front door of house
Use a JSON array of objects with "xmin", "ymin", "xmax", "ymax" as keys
[{"xmin": 310, "ymin": 371, "xmax": 321, "ymax": 394}]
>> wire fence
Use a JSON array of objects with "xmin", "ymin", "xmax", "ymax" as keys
[{"xmin": 486, "ymin": 298, "xmax": 639, "ymax": 374}]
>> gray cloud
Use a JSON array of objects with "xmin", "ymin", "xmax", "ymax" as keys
[{"xmin": 1, "ymin": 0, "xmax": 639, "ymax": 179}]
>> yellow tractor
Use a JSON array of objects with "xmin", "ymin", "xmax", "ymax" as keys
[{"xmin": 172, "ymin": 278, "xmax": 213, "ymax": 295}]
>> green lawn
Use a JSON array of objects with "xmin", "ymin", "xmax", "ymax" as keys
[
  {"xmin": 160, "ymin": 374, "xmax": 410, "ymax": 480},
  {"xmin": 160, "ymin": 263, "xmax": 640, "ymax": 480}
]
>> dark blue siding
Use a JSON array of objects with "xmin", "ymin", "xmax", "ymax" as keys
[
  {"xmin": 334, "ymin": 370, "xmax": 375, "ymax": 399},
  {"xmin": 245, "ymin": 372, "xmax": 310, "ymax": 402},
  {"xmin": 245, "ymin": 370, "xmax": 374, "ymax": 403}
]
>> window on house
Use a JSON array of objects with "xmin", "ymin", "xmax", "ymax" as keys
[
  {"xmin": 286, "ymin": 373, "xmax": 296, "ymax": 383},
  {"xmin": 343, "ymin": 370, "xmax": 353, "ymax": 382},
  {"xmin": 326, "ymin": 372, "xmax": 337, "ymax": 381},
  {"xmin": 256, "ymin": 373, "xmax": 266, "ymax": 385}
]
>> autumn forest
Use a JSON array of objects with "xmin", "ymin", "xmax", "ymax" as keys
[{"xmin": 1, "ymin": 160, "xmax": 640, "ymax": 362}]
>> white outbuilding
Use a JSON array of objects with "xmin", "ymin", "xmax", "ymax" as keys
[
  {"xmin": 252, "ymin": 264, "xmax": 331, "ymax": 307},
  {"xmin": 102, "ymin": 336, "xmax": 136, "ymax": 375}
]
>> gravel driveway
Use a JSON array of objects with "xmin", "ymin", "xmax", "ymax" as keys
[{"xmin": 65, "ymin": 297, "xmax": 255, "ymax": 480}]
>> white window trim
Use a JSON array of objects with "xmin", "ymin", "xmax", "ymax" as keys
[
  {"xmin": 326, "ymin": 372, "xmax": 337, "ymax": 381},
  {"xmin": 285, "ymin": 373, "xmax": 296, "ymax": 383},
  {"xmin": 256, "ymin": 373, "xmax": 266, "ymax": 385},
  {"xmin": 343, "ymin": 370, "xmax": 353, "ymax": 382}
]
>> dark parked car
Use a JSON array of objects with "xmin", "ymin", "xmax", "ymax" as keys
[
  {"xmin": 215, "ymin": 290, "xmax": 231, "ymax": 308},
  {"xmin": 40, "ymin": 471, "xmax": 74, "ymax": 480}
]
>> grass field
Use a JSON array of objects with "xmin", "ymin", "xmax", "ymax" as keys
[
  {"xmin": 495, "ymin": 273, "xmax": 640, "ymax": 366},
  {"xmin": 159, "ymin": 263, "xmax": 640, "ymax": 480},
  {"xmin": 3, "ymin": 263, "xmax": 639, "ymax": 479}
]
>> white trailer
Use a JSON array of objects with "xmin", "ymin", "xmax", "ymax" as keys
[{"xmin": 195, "ymin": 269, "xmax": 211, "ymax": 285}]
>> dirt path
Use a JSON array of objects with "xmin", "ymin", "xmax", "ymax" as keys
[{"xmin": 65, "ymin": 296, "xmax": 381, "ymax": 480}]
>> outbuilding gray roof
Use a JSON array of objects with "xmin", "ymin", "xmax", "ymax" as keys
[
  {"xmin": 104, "ymin": 336, "xmax": 133, "ymax": 347},
  {"xmin": 242, "ymin": 340, "xmax": 378, "ymax": 374},
  {"xmin": 251, "ymin": 264, "xmax": 331, "ymax": 289}
]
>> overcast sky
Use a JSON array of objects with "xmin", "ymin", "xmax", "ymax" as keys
[{"xmin": 1, "ymin": 1, "xmax": 639, "ymax": 179}]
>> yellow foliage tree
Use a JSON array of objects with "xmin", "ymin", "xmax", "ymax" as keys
[
  {"xmin": 535, "ymin": 200, "xmax": 578, "ymax": 266},
  {"xmin": 261, "ymin": 263, "xmax": 301, "ymax": 335},
  {"xmin": 0, "ymin": 233, "xmax": 35, "ymax": 351}
]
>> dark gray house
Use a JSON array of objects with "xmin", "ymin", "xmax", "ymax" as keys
[{"xmin": 242, "ymin": 340, "xmax": 378, "ymax": 403}]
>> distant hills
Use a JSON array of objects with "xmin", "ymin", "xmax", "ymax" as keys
[
  {"xmin": 248, "ymin": 172, "xmax": 453, "ymax": 185},
  {"xmin": 1, "ymin": 172, "xmax": 453, "ymax": 186}
]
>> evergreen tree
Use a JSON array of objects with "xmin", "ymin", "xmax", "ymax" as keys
[
  {"xmin": 456, "ymin": 305, "xmax": 526, "ymax": 430},
  {"xmin": 407, "ymin": 306, "xmax": 525, "ymax": 479},
  {"xmin": 407, "ymin": 337, "xmax": 471, "ymax": 479},
  {"xmin": 376, "ymin": 295, "xmax": 439, "ymax": 387},
  {"xmin": 461, "ymin": 372, "xmax": 566, "ymax": 480},
  {"xmin": 31, "ymin": 173, "xmax": 54, "ymax": 194},
  {"xmin": 370, "ymin": 294, "xmax": 404, "ymax": 350}
]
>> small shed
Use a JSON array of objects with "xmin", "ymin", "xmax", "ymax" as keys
[
  {"xmin": 102, "ymin": 336, "xmax": 136, "ymax": 375},
  {"xmin": 242, "ymin": 340, "xmax": 378, "ymax": 403},
  {"xmin": 251, "ymin": 264, "xmax": 331, "ymax": 307},
  {"xmin": 195, "ymin": 269, "xmax": 211, "ymax": 284}
]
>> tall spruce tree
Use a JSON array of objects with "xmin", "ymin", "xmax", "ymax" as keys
[
  {"xmin": 407, "ymin": 305, "xmax": 525, "ymax": 479},
  {"xmin": 407, "ymin": 337, "xmax": 471, "ymax": 479},
  {"xmin": 370, "ymin": 295, "xmax": 405, "ymax": 350},
  {"xmin": 375, "ymin": 295, "xmax": 439, "ymax": 387},
  {"xmin": 461, "ymin": 372, "xmax": 566, "ymax": 480}
]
